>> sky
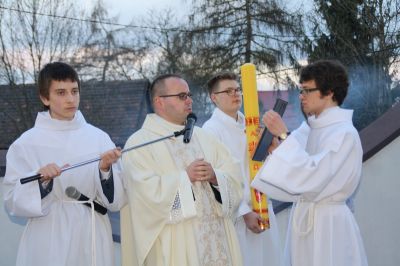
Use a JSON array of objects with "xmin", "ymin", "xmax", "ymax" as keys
[
  {"xmin": 88, "ymin": 0, "xmax": 188, "ymax": 24},
  {"xmin": 90, "ymin": 0, "xmax": 308, "ymax": 24},
  {"xmin": 83, "ymin": 0, "xmax": 309, "ymax": 90}
]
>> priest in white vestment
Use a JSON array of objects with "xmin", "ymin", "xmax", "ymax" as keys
[
  {"xmin": 252, "ymin": 60, "xmax": 368, "ymax": 266},
  {"xmin": 3, "ymin": 62, "xmax": 126, "ymax": 266},
  {"xmin": 121, "ymin": 74, "xmax": 243, "ymax": 266},
  {"xmin": 202, "ymin": 72, "xmax": 283, "ymax": 266}
]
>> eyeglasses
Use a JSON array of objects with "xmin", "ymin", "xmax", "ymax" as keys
[
  {"xmin": 213, "ymin": 87, "xmax": 242, "ymax": 96},
  {"xmin": 298, "ymin": 88, "xmax": 319, "ymax": 95},
  {"xmin": 159, "ymin": 92, "xmax": 193, "ymax": 101}
]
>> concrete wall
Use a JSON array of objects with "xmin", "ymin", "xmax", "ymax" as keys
[
  {"xmin": 355, "ymin": 136, "xmax": 400, "ymax": 266},
  {"xmin": 0, "ymin": 190, "xmax": 24, "ymax": 266}
]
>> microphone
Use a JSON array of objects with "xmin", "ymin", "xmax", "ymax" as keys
[
  {"xmin": 65, "ymin": 186, "xmax": 107, "ymax": 215},
  {"xmin": 183, "ymin": 113, "xmax": 197, "ymax": 143}
]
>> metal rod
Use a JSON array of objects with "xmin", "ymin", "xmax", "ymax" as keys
[{"xmin": 20, "ymin": 130, "xmax": 184, "ymax": 184}]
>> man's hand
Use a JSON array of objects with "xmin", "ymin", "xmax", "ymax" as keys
[
  {"xmin": 38, "ymin": 163, "xmax": 68, "ymax": 182},
  {"xmin": 186, "ymin": 158, "xmax": 217, "ymax": 185},
  {"xmin": 268, "ymin": 137, "xmax": 280, "ymax": 154},
  {"xmin": 262, "ymin": 110, "xmax": 288, "ymax": 138},
  {"xmin": 243, "ymin": 212, "xmax": 265, "ymax": 234},
  {"xmin": 99, "ymin": 147, "xmax": 122, "ymax": 172}
]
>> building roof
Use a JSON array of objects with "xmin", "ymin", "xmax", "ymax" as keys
[{"xmin": 360, "ymin": 102, "xmax": 400, "ymax": 161}]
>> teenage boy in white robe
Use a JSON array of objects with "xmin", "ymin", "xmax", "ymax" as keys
[
  {"xmin": 3, "ymin": 62, "xmax": 126, "ymax": 266},
  {"xmin": 252, "ymin": 60, "xmax": 368, "ymax": 266},
  {"xmin": 120, "ymin": 74, "xmax": 243, "ymax": 266},
  {"xmin": 202, "ymin": 72, "xmax": 283, "ymax": 266}
]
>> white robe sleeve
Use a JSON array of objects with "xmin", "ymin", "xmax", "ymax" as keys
[
  {"xmin": 3, "ymin": 142, "xmax": 49, "ymax": 217},
  {"xmin": 202, "ymin": 121, "xmax": 247, "ymax": 217},
  {"xmin": 93, "ymin": 133, "xmax": 127, "ymax": 211},
  {"xmin": 121, "ymin": 133, "xmax": 197, "ymax": 264},
  {"xmin": 202, "ymin": 134, "xmax": 243, "ymax": 219},
  {"xmin": 252, "ymin": 128, "xmax": 360, "ymax": 202}
]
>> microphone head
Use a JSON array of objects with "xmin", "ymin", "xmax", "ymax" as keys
[
  {"xmin": 187, "ymin": 113, "xmax": 197, "ymax": 122},
  {"xmin": 65, "ymin": 186, "xmax": 80, "ymax": 200},
  {"xmin": 183, "ymin": 113, "xmax": 197, "ymax": 144}
]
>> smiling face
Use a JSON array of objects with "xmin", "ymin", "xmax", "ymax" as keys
[
  {"xmin": 40, "ymin": 79, "xmax": 80, "ymax": 121},
  {"xmin": 210, "ymin": 79, "xmax": 242, "ymax": 119},
  {"xmin": 299, "ymin": 79, "xmax": 336, "ymax": 117}
]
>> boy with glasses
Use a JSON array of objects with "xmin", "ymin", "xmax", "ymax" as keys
[
  {"xmin": 252, "ymin": 60, "xmax": 368, "ymax": 266},
  {"xmin": 120, "ymin": 74, "xmax": 243, "ymax": 266},
  {"xmin": 203, "ymin": 72, "xmax": 283, "ymax": 266}
]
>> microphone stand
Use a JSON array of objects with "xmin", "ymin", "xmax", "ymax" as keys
[{"xmin": 20, "ymin": 129, "xmax": 185, "ymax": 184}]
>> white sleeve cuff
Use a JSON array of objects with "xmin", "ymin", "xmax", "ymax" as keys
[
  {"xmin": 99, "ymin": 168, "xmax": 111, "ymax": 181},
  {"xmin": 178, "ymin": 171, "xmax": 197, "ymax": 219}
]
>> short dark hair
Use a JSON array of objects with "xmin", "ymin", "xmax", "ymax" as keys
[
  {"xmin": 299, "ymin": 60, "xmax": 349, "ymax": 105},
  {"xmin": 148, "ymin": 73, "xmax": 184, "ymax": 106},
  {"xmin": 38, "ymin": 62, "xmax": 80, "ymax": 110},
  {"xmin": 206, "ymin": 72, "xmax": 238, "ymax": 94}
]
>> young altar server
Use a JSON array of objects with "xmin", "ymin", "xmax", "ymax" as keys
[
  {"xmin": 252, "ymin": 60, "xmax": 368, "ymax": 266},
  {"xmin": 3, "ymin": 62, "xmax": 126, "ymax": 266},
  {"xmin": 203, "ymin": 72, "xmax": 283, "ymax": 266}
]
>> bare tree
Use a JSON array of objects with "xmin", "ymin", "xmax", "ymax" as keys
[
  {"xmin": 71, "ymin": 0, "xmax": 149, "ymax": 82},
  {"xmin": 136, "ymin": 9, "xmax": 216, "ymax": 117},
  {"xmin": 187, "ymin": 0, "xmax": 305, "ymax": 79},
  {"xmin": 0, "ymin": 0, "xmax": 86, "ymax": 139}
]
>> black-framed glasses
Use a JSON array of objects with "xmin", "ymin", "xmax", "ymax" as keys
[
  {"xmin": 298, "ymin": 87, "xmax": 319, "ymax": 95},
  {"xmin": 213, "ymin": 87, "xmax": 242, "ymax": 96},
  {"xmin": 159, "ymin": 92, "xmax": 193, "ymax": 101}
]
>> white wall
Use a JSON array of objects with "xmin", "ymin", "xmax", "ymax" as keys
[
  {"xmin": 355, "ymin": 136, "xmax": 400, "ymax": 266},
  {"xmin": 0, "ymin": 188, "xmax": 24, "ymax": 266}
]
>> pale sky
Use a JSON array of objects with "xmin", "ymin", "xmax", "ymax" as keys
[
  {"xmin": 84, "ymin": 0, "xmax": 308, "ymax": 90},
  {"xmin": 89, "ymin": 0, "xmax": 188, "ymax": 24}
]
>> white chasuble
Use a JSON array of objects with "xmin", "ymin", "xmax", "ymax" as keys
[{"xmin": 121, "ymin": 114, "xmax": 243, "ymax": 266}]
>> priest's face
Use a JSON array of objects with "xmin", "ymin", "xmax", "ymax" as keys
[
  {"xmin": 299, "ymin": 79, "xmax": 334, "ymax": 117},
  {"xmin": 211, "ymin": 79, "xmax": 242, "ymax": 119},
  {"xmin": 156, "ymin": 77, "xmax": 193, "ymax": 125},
  {"xmin": 40, "ymin": 79, "xmax": 80, "ymax": 121}
]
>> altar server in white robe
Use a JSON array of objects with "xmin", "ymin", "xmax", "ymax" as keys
[
  {"xmin": 202, "ymin": 72, "xmax": 283, "ymax": 266},
  {"xmin": 121, "ymin": 74, "xmax": 243, "ymax": 266},
  {"xmin": 3, "ymin": 62, "xmax": 126, "ymax": 266},
  {"xmin": 252, "ymin": 60, "xmax": 368, "ymax": 266}
]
